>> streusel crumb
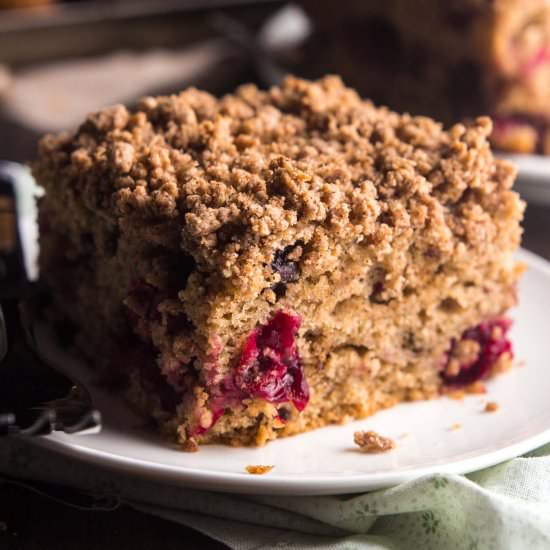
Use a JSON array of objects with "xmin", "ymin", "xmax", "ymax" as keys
[
  {"xmin": 245, "ymin": 465, "xmax": 274, "ymax": 475},
  {"xmin": 484, "ymin": 401, "xmax": 499, "ymax": 413},
  {"xmin": 354, "ymin": 430, "xmax": 395, "ymax": 453}
]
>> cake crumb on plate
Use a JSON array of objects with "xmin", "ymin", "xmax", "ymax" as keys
[
  {"xmin": 354, "ymin": 430, "xmax": 395, "ymax": 453},
  {"xmin": 449, "ymin": 423, "xmax": 462, "ymax": 431},
  {"xmin": 245, "ymin": 465, "xmax": 274, "ymax": 475},
  {"xmin": 485, "ymin": 401, "xmax": 499, "ymax": 413}
]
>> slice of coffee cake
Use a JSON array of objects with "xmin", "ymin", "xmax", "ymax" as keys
[{"xmin": 33, "ymin": 76, "xmax": 524, "ymax": 447}]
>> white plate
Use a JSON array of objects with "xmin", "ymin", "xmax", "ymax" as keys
[
  {"xmin": 27, "ymin": 249, "xmax": 550, "ymax": 496},
  {"xmin": 498, "ymin": 153, "xmax": 550, "ymax": 206}
]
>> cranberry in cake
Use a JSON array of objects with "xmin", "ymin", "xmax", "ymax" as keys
[
  {"xmin": 301, "ymin": 0, "xmax": 550, "ymax": 155},
  {"xmin": 33, "ymin": 76, "xmax": 524, "ymax": 448}
]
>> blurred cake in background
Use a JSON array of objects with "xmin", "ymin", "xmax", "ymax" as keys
[
  {"xmin": 301, "ymin": 0, "xmax": 550, "ymax": 155},
  {"xmin": 0, "ymin": 0, "xmax": 53, "ymax": 9}
]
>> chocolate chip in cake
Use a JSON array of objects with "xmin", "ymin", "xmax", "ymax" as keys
[
  {"xmin": 377, "ymin": 210, "xmax": 394, "ymax": 226},
  {"xmin": 403, "ymin": 330, "xmax": 422, "ymax": 353},
  {"xmin": 271, "ymin": 243, "xmax": 301, "ymax": 298},
  {"xmin": 370, "ymin": 280, "xmax": 392, "ymax": 304},
  {"xmin": 272, "ymin": 246, "xmax": 301, "ymax": 283},
  {"xmin": 425, "ymin": 246, "xmax": 440, "ymax": 259}
]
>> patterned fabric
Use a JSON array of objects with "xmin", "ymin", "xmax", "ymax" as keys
[{"xmin": 2, "ymin": 438, "xmax": 550, "ymax": 549}]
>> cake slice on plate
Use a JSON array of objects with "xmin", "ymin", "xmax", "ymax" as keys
[{"xmin": 33, "ymin": 76, "xmax": 524, "ymax": 448}]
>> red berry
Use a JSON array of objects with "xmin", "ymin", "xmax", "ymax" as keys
[{"xmin": 441, "ymin": 318, "xmax": 513, "ymax": 387}]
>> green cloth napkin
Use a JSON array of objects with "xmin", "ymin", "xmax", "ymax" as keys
[{"xmin": 2, "ymin": 438, "xmax": 550, "ymax": 549}]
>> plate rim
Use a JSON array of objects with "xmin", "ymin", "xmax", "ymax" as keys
[{"xmin": 25, "ymin": 248, "xmax": 550, "ymax": 495}]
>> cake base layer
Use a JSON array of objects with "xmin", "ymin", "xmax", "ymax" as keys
[{"xmin": 43, "ymin": 236, "xmax": 519, "ymax": 447}]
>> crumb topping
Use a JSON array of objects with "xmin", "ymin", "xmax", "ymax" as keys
[
  {"xmin": 245, "ymin": 464, "xmax": 274, "ymax": 475},
  {"xmin": 33, "ymin": 75, "xmax": 519, "ymax": 283},
  {"xmin": 484, "ymin": 401, "xmax": 499, "ymax": 412},
  {"xmin": 353, "ymin": 430, "xmax": 395, "ymax": 453}
]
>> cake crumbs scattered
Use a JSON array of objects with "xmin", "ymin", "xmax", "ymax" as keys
[
  {"xmin": 181, "ymin": 438, "xmax": 200, "ymax": 453},
  {"xmin": 399, "ymin": 432, "xmax": 409, "ymax": 439},
  {"xmin": 449, "ymin": 423, "xmax": 462, "ymax": 431},
  {"xmin": 484, "ymin": 401, "xmax": 499, "ymax": 413},
  {"xmin": 354, "ymin": 430, "xmax": 396, "ymax": 453},
  {"xmin": 246, "ymin": 465, "xmax": 274, "ymax": 475}
]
